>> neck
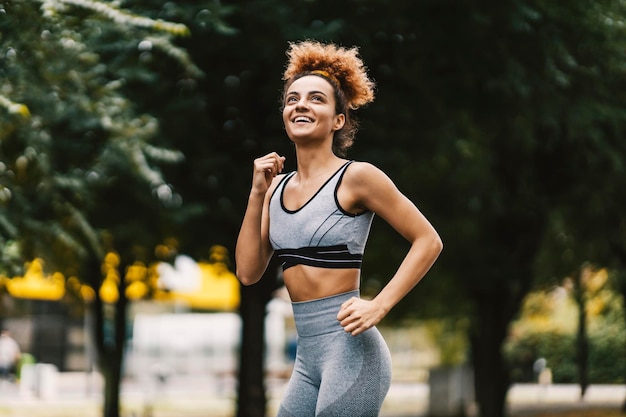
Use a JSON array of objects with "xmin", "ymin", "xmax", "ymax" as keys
[{"xmin": 294, "ymin": 148, "xmax": 344, "ymax": 181}]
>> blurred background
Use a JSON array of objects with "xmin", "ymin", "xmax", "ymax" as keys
[{"xmin": 0, "ymin": 1, "xmax": 625, "ymax": 417}]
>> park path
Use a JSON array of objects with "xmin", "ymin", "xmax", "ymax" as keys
[{"xmin": 0, "ymin": 372, "xmax": 624, "ymax": 416}]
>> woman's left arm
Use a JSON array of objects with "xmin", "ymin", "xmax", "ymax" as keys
[{"xmin": 337, "ymin": 162, "xmax": 443, "ymax": 336}]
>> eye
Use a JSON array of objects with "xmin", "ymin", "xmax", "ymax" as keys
[
  {"xmin": 286, "ymin": 96, "xmax": 298, "ymax": 103},
  {"xmin": 311, "ymin": 95, "xmax": 323, "ymax": 102}
]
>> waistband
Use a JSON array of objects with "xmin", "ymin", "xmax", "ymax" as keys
[{"xmin": 291, "ymin": 290, "xmax": 359, "ymax": 337}]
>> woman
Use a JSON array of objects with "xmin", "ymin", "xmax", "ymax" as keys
[{"xmin": 235, "ymin": 40, "xmax": 442, "ymax": 416}]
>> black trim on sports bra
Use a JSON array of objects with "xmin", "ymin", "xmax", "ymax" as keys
[
  {"xmin": 268, "ymin": 172, "xmax": 294, "ymax": 204},
  {"xmin": 275, "ymin": 244, "xmax": 363, "ymax": 271},
  {"xmin": 280, "ymin": 161, "xmax": 352, "ymax": 214},
  {"xmin": 333, "ymin": 161, "xmax": 370, "ymax": 217}
]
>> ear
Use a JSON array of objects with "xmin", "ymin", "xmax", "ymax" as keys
[{"xmin": 332, "ymin": 113, "xmax": 346, "ymax": 131}]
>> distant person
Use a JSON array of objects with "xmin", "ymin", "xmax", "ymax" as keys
[
  {"xmin": 236, "ymin": 40, "xmax": 442, "ymax": 416},
  {"xmin": 0, "ymin": 329, "xmax": 21, "ymax": 382}
]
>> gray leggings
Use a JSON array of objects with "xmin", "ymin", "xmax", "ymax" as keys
[{"xmin": 277, "ymin": 290, "xmax": 392, "ymax": 417}]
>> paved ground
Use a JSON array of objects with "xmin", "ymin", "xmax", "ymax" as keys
[{"xmin": 0, "ymin": 372, "xmax": 624, "ymax": 417}]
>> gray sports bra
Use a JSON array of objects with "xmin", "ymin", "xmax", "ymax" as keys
[{"xmin": 268, "ymin": 161, "xmax": 374, "ymax": 270}]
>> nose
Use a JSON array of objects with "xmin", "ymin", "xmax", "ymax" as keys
[{"xmin": 295, "ymin": 98, "xmax": 309, "ymax": 111}]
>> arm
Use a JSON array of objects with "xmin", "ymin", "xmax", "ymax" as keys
[
  {"xmin": 337, "ymin": 162, "xmax": 443, "ymax": 335},
  {"xmin": 235, "ymin": 152, "xmax": 285, "ymax": 286}
]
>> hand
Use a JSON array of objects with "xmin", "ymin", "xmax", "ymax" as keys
[
  {"xmin": 337, "ymin": 297, "xmax": 385, "ymax": 336},
  {"xmin": 251, "ymin": 152, "xmax": 285, "ymax": 194}
]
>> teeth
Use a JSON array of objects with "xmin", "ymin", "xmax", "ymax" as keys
[{"xmin": 295, "ymin": 116, "xmax": 312, "ymax": 123}]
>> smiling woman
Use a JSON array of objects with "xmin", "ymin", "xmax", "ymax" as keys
[
  {"xmin": 280, "ymin": 41, "xmax": 374, "ymax": 157},
  {"xmin": 281, "ymin": 76, "xmax": 345, "ymax": 152},
  {"xmin": 235, "ymin": 40, "xmax": 443, "ymax": 416}
]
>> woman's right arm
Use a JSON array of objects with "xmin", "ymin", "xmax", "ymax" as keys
[{"xmin": 235, "ymin": 152, "xmax": 285, "ymax": 285}]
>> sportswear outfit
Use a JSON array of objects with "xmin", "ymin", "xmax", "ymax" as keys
[{"xmin": 269, "ymin": 161, "xmax": 392, "ymax": 416}]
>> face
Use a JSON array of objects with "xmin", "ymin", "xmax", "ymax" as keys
[{"xmin": 282, "ymin": 75, "xmax": 345, "ymax": 144}]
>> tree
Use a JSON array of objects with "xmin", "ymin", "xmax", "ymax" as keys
[
  {"xmin": 528, "ymin": 0, "xmax": 626, "ymax": 405},
  {"xmin": 366, "ymin": 1, "xmax": 623, "ymax": 416},
  {"xmin": 0, "ymin": 1, "xmax": 203, "ymax": 416}
]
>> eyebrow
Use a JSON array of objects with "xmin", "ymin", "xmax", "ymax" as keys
[{"xmin": 286, "ymin": 90, "xmax": 329, "ymax": 97}]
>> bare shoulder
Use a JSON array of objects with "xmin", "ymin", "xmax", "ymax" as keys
[
  {"xmin": 273, "ymin": 172, "xmax": 289, "ymax": 183},
  {"xmin": 267, "ymin": 173, "xmax": 288, "ymax": 197},
  {"xmin": 340, "ymin": 161, "xmax": 402, "ymax": 213},
  {"xmin": 344, "ymin": 161, "xmax": 395, "ymax": 188}
]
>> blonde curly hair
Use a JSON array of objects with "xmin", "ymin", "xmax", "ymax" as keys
[{"xmin": 281, "ymin": 40, "xmax": 375, "ymax": 156}]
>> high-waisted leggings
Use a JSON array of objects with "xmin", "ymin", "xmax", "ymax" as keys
[{"xmin": 277, "ymin": 290, "xmax": 392, "ymax": 417}]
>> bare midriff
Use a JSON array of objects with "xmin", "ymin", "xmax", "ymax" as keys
[{"xmin": 283, "ymin": 265, "xmax": 361, "ymax": 302}]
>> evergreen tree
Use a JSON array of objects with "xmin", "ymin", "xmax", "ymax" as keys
[{"xmin": 0, "ymin": 1, "xmax": 203, "ymax": 415}]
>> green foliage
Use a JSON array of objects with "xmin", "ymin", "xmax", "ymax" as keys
[
  {"xmin": 425, "ymin": 318, "xmax": 471, "ymax": 367},
  {"xmin": 505, "ymin": 276, "xmax": 626, "ymax": 384},
  {"xmin": 0, "ymin": 0, "xmax": 204, "ymax": 277},
  {"xmin": 506, "ymin": 325, "xmax": 626, "ymax": 384},
  {"xmin": 505, "ymin": 331, "xmax": 576, "ymax": 383},
  {"xmin": 588, "ymin": 322, "xmax": 626, "ymax": 383},
  {"xmin": 0, "ymin": 240, "xmax": 21, "ymax": 277},
  {"xmin": 0, "ymin": 2, "xmax": 210, "ymax": 416}
]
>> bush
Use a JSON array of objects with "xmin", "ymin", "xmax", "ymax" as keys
[
  {"xmin": 505, "ymin": 328, "xmax": 625, "ymax": 384},
  {"xmin": 588, "ymin": 325, "xmax": 626, "ymax": 384}
]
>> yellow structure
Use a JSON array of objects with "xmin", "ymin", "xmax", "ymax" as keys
[
  {"xmin": 4, "ymin": 258, "xmax": 65, "ymax": 300},
  {"xmin": 96, "ymin": 253, "xmax": 150, "ymax": 303},
  {"xmin": 98, "ymin": 246, "xmax": 240, "ymax": 310},
  {"xmin": 99, "ymin": 252, "xmax": 121, "ymax": 304},
  {"xmin": 154, "ymin": 260, "xmax": 240, "ymax": 311},
  {"xmin": 153, "ymin": 245, "xmax": 239, "ymax": 311},
  {"xmin": 2, "ymin": 246, "xmax": 240, "ymax": 311}
]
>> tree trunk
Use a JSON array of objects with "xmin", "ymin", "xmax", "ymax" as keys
[
  {"xmin": 611, "ymin": 261, "xmax": 626, "ymax": 412},
  {"xmin": 622, "ymin": 278, "xmax": 626, "ymax": 414},
  {"xmin": 574, "ymin": 267, "xmax": 589, "ymax": 399},
  {"xmin": 91, "ymin": 256, "xmax": 128, "ymax": 417},
  {"xmin": 102, "ymin": 291, "xmax": 127, "ymax": 417},
  {"xmin": 102, "ymin": 351, "xmax": 123, "ymax": 417},
  {"xmin": 470, "ymin": 298, "xmax": 512, "ymax": 417},
  {"xmin": 236, "ymin": 260, "xmax": 281, "ymax": 417}
]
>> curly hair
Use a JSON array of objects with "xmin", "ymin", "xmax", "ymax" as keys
[{"xmin": 281, "ymin": 40, "xmax": 375, "ymax": 156}]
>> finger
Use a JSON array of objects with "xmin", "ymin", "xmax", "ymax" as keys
[
  {"xmin": 272, "ymin": 154, "xmax": 285, "ymax": 173},
  {"xmin": 340, "ymin": 317, "xmax": 354, "ymax": 330},
  {"xmin": 337, "ymin": 303, "xmax": 354, "ymax": 321},
  {"xmin": 336, "ymin": 310, "xmax": 347, "ymax": 321},
  {"xmin": 340, "ymin": 297, "xmax": 356, "ymax": 310},
  {"xmin": 345, "ymin": 321, "xmax": 364, "ymax": 336},
  {"xmin": 340, "ymin": 309, "xmax": 363, "ymax": 328},
  {"xmin": 262, "ymin": 154, "xmax": 285, "ymax": 175},
  {"xmin": 255, "ymin": 157, "xmax": 281, "ymax": 176},
  {"xmin": 349, "ymin": 319, "xmax": 371, "ymax": 336},
  {"xmin": 350, "ymin": 328, "xmax": 363, "ymax": 336}
]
